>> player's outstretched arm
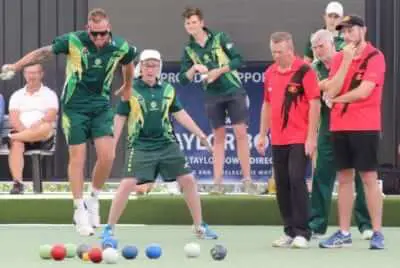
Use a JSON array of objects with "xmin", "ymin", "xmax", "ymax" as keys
[
  {"xmin": 113, "ymin": 115, "xmax": 127, "ymax": 145},
  {"xmin": 115, "ymin": 62, "xmax": 135, "ymax": 100},
  {"xmin": 172, "ymin": 110, "xmax": 212, "ymax": 152},
  {"xmin": 7, "ymin": 45, "xmax": 54, "ymax": 73}
]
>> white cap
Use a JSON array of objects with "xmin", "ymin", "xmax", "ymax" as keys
[
  {"xmin": 325, "ymin": 1, "xmax": 343, "ymax": 17},
  {"xmin": 139, "ymin": 49, "xmax": 161, "ymax": 61},
  {"xmin": 135, "ymin": 49, "xmax": 163, "ymax": 79}
]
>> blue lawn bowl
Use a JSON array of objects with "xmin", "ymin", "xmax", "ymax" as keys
[
  {"xmin": 145, "ymin": 244, "xmax": 162, "ymax": 259},
  {"xmin": 102, "ymin": 237, "xmax": 118, "ymax": 250},
  {"xmin": 210, "ymin": 244, "xmax": 227, "ymax": 261},
  {"xmin": 122, "ymin": 245, "xmax": 138, "ymax": 260}
]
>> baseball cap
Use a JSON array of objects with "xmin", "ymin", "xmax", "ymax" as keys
[
  {"xmin": 325, "ymin": 1, "xmax": 344, "ymax": 17},
  {"xmin": 140, "ymin": 49, "xmax": 161, "ymax": 61},
  {"xmin": 336, "ymin": 15, "xmax": 365, "ymax": 30}
]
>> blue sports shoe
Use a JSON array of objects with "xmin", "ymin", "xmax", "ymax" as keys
[
  {"xmin": 319, "ymin": 230, "xmax": 352, "ymax": 248},
  {"xmin": 196, "ymin": 222, "xmax": 218, "ymax": 240},
  {"xmin": 369, "ymin": 231, "xmax": 384, "ymax": 250},
  {"xmin": 101, "ymin": 224, "xmax": 114, "ymax": 239}
]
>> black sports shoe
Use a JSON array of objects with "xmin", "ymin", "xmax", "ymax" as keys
[{"xmin": 9, "ymin": 181, "xmax": 24, "ymax": 194}]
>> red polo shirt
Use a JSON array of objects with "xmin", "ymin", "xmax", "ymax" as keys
[
  {"xmin": 264, "ymin": 57, "xmax": 320, "ymax": 145},
  {"xmin": 329, "ymin": 43, "xmax": 385, "ymax": 131}
]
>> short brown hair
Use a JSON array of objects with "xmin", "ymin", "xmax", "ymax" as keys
[
  {"xmin": 182, "ymin": 7, "xmax": 203, "ymax": 20},
  {"xmin": 270, "ymin": 32, "xmax": 293, "ymax": 43},
  {"xmin": 88, "ymin": 8, "xmax": 108, "ymax": 23}
]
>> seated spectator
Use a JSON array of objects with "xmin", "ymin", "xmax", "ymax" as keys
[{"xmin": 7, "ymin": 64, "xmax": 58, "ymax": 194}]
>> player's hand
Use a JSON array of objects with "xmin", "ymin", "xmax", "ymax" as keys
[
  {"xmin": 342, "ymin": 43, "xmax": 357, "ymax": 61},
  {"xmin": 115, "ymin": 84, "xmax": 131, "ymax": 101},
  {"xmin": 256, "ymin": 135, "xmax": 266, "ymax": 156},
  {"xmin": 206, "ymin": 68, "xmax": 222, "ymax": 83},
  {"xmin": 322, "ymin": 92, "xmax": 333, "ymax": 108},
  {"xmin": 199, "ymin": 135, "xmax": 213, "ymax": 153},
  {"xmin": 0, "ymin": 64, "xmax": 16, "ymax": 80},
  {"xmin": 193, "ymin": 64, "xmax": 208, "ymax": 74},
  {"xmin": 305, "ymin": 136, "xmax": 317, "ymax": 157}
]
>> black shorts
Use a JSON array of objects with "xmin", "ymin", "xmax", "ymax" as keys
[
  {"xmin": 8, "ymin": 130, "xmax": 54, "ymax": 151},
  {"xmin": 331, "ymin": 131, "xmax": 380, "ymax": 172},
  {"xmin": 204, "ymin": 90, "xmax": 249, "ymax": 129},
  {"xmin": 24, "ymin": 136, "xmax": 54, "ymax": 151}
]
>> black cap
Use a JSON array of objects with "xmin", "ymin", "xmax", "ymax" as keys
[{"xmin": 336, "ymin": 15, "xmax": 365, "ymax": 30}]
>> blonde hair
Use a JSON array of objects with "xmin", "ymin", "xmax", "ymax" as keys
[{"xmin": 88, "ymin": 8, "xmax": 109, "ymax": 23}]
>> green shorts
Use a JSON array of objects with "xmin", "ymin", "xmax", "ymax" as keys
[
  {"xmin": 124, "ymin": 143, "xmax": 192, "ymax": 184},
  {"xmin": 61, "ymin": 107, "xmax": 114, "ymax": 145}
]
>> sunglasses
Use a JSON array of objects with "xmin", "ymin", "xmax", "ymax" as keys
[{"xmin": 90, "ymin": 30, "xmax": 109, "ymax": 37}]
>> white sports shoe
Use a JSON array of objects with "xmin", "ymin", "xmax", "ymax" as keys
[
  {"xmin": 167, "ymin": 181, "xmax": 181, "ymax": 195},
  {"xmin": 272, "ymin": 235, "xmax": 293, "ymax": 248},
  {"xmin": 362, "ymin": 229, "xmax": 374, "ymax": 240},
  {"xmin": 85, "ymin": 196, "xmax": 100, "ymax": 228},
  {"xmin": 291, "ymin": 236, "xmax": 309, "ymax": 249},
  {"xmin": 73, "ymin": 207, "xmax": 94, "ymax": 236}
]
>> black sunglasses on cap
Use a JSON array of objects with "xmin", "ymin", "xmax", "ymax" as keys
[{"xmin": 90, "ymin": 30, "xmax": 110, "ymax": 37}]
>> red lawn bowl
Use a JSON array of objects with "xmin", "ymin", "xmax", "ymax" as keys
[
  {"xmin": 51, "ymin": 244, "xmax": 66, "ymax": 261},
  {"xmin": 89, "ymin": 247, "xmax": 103, "ymax": 263}
]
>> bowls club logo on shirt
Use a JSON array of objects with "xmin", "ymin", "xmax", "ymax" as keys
[{"xmin": 150, "ymin": 100, "xmax": 158, "ymax": 111}]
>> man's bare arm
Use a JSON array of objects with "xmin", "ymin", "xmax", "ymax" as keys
[
  {"xmin": 11, "ymin": 46, "xmax": 54, "ymax": 72},
  {"xmin": 332, "ymin": 81, "xmax": 376, "ymax": 103},
  {"xmin": 113, "ymin": 115, "xmax": 127, "ymax": 144},
  {"xmin": 9, "ymin": 110, "xmax": 25, "ymax": 132},
  {"xmin": 122, "ymin": 63, "xmax": 134, "ymax": 88},
  {"xmin": 325, "ymin": 44, "xmax": 356, "ymax": 98},
  {"xmin": 41, "ymin": 109, "xmax": 58, "ymax": 124}
]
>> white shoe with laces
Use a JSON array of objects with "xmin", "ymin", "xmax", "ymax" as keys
[
  {"xmin": 85, "ymin": 196, "xmax": 100, "ymax": 228},
  {"xmin": 291, "ymin": 236, "xmax": 309, "ymax": 249},
  {"xmin": 272, "ymin": 235, "xmax": 293, "ymax": 248},
  {"xmin": 362, "ymin": 229, "xmax": 374, "ymax": 240},
  {"xmin": 73, "ymin": 207, "xmax": 94, "ymax": 236}
]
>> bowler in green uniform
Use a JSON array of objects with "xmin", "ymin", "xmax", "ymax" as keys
[
  {"xmin": 2, "ymin": 8, "xmax": 137, "ymax": 236},
  {"xmin": 102, "ymin": 49, "xmax": 218, "ymax": 240},
  {"xmin": 304, "ymin": 1, "xmax": 345, "ymax": 63},
  {"xmin": 179, "ymin": 7, "xmax": 254, "ymax": 194}
]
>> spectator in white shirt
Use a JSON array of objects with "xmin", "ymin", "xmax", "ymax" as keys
[{"xmin": 7, "ymin": 64, "xmax": 58, "ymax": 194}]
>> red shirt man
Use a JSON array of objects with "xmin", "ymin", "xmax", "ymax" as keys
[
  {"xmin": 319, "ymin": 15, "xmax": 385, "ymax": 250},
  {"xmin": 264, "ymin": 58, "xmax": 320, "ymax": 145},
  {"xmin": 329, "ymin": 43, "xmax": 385, "ymax": 131},
  {"xmin": 257, "ymin": 32, "xmax": 320, "ymax": 248}
]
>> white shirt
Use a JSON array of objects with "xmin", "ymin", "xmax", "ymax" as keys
[{"xmin": 9, "ymin": 84, "xmax": 59, "ymax": 128}]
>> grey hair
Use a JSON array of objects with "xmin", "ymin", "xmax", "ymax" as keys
[
  {"xmin": 310, "ymin": 29, "xmax": 334, "ymax": 47},
  {"xmin": 270, "ymin": 32, "xmax": 294, "ymax": 49}
]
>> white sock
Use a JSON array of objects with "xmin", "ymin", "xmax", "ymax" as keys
[
  {"xmin": 340, "ymin": 230, "xmax": 350, "ymax": 236},
  {"xmin": 90, "ymin": 186, "xmax": 101, "ymax": 198},
  {"xmin": 74, "ymin": 199, "xmax": 85, "ymax": 210}
]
